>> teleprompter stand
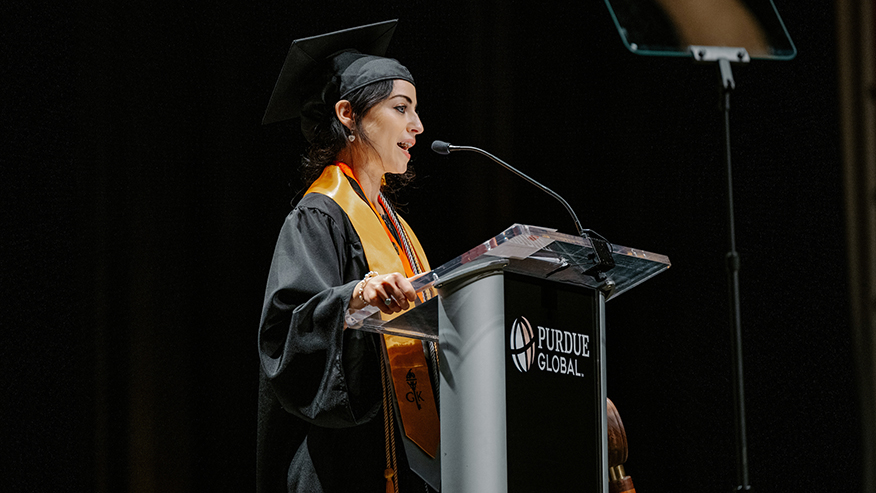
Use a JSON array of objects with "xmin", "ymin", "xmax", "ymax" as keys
[
  {"xmin": 602, "ymin": 1, "xmax": 797, "ymax": 488},
  {"xmin": 346, "ymin": 224, "xmax": 670, "ymax": 492},
  {"xmin": 692, "ymin": 45, "xmax": 753, "ymax": 491}
]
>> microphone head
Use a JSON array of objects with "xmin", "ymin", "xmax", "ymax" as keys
[{"xmin": 431, "ymin": 140, "xmax": 451, "ymax": 155}]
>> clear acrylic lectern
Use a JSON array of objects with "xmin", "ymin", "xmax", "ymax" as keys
[{"xmin": 346, "ymin": 224, "xmax": 670, "ymax": 492}]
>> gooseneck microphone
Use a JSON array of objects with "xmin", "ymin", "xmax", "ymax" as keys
[
  {"xmin": 430, "ymin": 140, "xmax": 584, "ymax": 236},
  {"xmin": 430, "ymin": 140, "xmax": 616, "ymax": 277}
]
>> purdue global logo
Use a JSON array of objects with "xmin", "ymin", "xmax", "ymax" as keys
[
  {"xmin": 509, "ymin": 317, "xmax": 536, "ymax": 372},
  {"xmin": 509, "ymin": 316, "xmax": 590, "ymax": 378}
]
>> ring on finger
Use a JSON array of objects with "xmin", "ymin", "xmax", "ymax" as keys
[{"xmin": 384, "ymin": 298, "xmax": 393, "ymax": 306}]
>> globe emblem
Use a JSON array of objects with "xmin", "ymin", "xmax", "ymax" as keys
[{"xmin": 509, "ymin": 316, "xmax": 536, "ymax": 372}]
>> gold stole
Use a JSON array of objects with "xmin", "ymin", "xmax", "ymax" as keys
[{"xmin": 305, "ymin": 164, "xmax": 440, "ymax": 459}]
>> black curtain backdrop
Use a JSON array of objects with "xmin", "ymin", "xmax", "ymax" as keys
[{"xmin": 4, "ymin": 0, "xmax": 861, "ymax": 491}]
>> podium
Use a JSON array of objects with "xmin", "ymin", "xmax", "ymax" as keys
[{"xmin": 345, "ymin": 224, "xmax": 670, "ymax": 492}]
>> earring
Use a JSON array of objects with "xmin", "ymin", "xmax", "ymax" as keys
[{"xmin": 348, "ymin": 133, "xmax": 356, "ymax": 143}]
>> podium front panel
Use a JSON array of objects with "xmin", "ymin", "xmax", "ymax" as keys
[{"xmin": 504, "ymin": 272, "xmax": 604, "ymax": 492}]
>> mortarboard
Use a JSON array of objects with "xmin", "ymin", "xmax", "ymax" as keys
[{"xmin": 262, "ymin": 19, "xmax": 415, "ymax": 138}]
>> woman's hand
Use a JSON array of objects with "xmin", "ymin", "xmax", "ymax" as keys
[{"xmin": 349, "ymin": 272, "xmax": 417, "ymax": 315}]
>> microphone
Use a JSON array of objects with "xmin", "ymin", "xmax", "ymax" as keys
[
  {"xmin": 430, "ymin": 140, "xmax": 453, "ymax": 155},
  {"xmin": 430, "ymin": 140, "xmax": 615, "ymax": 276}
]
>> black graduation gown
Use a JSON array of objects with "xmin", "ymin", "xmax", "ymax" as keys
[{"xmin": 257, "ymin": 190, "xmax": 434, "ymax": 493}]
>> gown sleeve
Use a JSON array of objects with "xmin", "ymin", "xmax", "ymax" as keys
[{"xmin": 258, "ymin": 194, "xmax": 382, "ymax": 428}]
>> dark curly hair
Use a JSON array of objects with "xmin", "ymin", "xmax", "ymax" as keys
[{"xmin": 300, "ymin": 79, "xmax": 416, "ymax": 192}]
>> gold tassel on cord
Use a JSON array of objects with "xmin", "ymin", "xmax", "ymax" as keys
[
  {"xmin": 380, "ymin": 348, "xmax": 399, "ymax": 493},
  {"xmin": 384, "ymin": 468, "xmax": 395, "ymax": 493}
]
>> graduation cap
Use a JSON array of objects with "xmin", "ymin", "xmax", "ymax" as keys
[{"xmin": 262, "ymin": 19, "xmax": 415, "ymax": 139}]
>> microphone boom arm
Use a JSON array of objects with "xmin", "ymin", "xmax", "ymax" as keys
[
  {"xmin": 448, "ymin": 145, "xmax": 585, "ymax": 237},
  {"xmin": 432, "ymin": 140, "xmax": 615, "ymax": 278}
]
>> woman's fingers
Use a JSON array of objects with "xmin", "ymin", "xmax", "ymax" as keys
[
  {"xmin": 373, "ymin": 286, "xmax": 399, "ymax": 314},
  {"xmin": 392, "ymin": 274, "xmax": 417, "ymax": 303},
  {"xmin": 369, "ymin": 273, "xmax": 416, "ymax": 313}
]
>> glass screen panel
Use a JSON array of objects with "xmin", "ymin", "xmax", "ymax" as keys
[{"xmin": 604, "ymin": 0, "xmax": 796, "ymax": 59}]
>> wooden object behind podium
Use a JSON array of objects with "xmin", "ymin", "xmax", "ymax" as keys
[{"xmin": 607, "ymin": 398, "xmax": 636, "ymax": 493}]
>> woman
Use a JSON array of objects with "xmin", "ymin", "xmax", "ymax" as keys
[{"xmin": 258, "ymin": 21, "xmax": 439, "ymax": 493}]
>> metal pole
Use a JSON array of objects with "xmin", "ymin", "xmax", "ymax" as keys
[{"xmin": 719, "ymin": 57, "xmax": 750, "ymax": 491}]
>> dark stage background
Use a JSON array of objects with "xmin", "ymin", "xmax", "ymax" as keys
[{"xmin": 4, "ymin": 0, "xmax": 863, "ymax": 491}]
